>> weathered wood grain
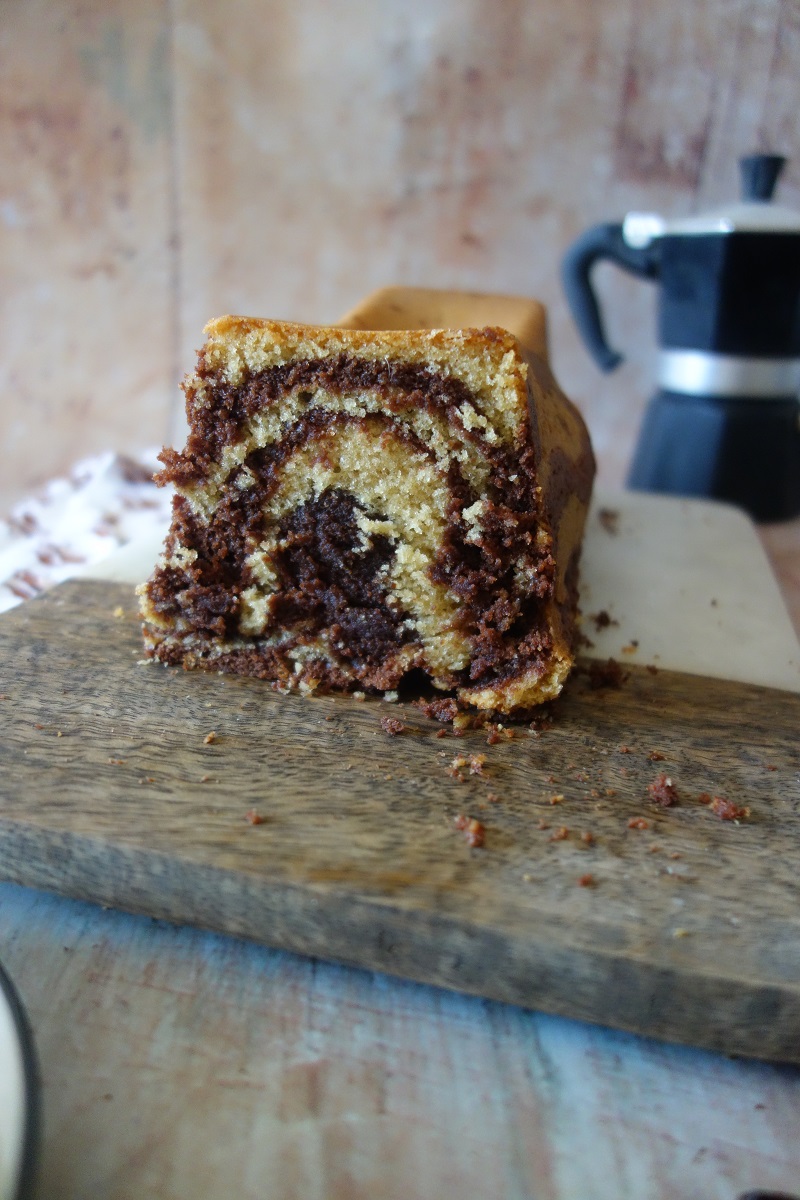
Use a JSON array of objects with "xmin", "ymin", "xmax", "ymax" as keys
[{"xmin": 1, "ymin": 579, "xmax": 799, "ymax": 1062}]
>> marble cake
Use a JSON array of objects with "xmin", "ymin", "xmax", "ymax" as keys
[{"xmin": 138, "ymin": 314, "xmax": 594, "ymax": 714}]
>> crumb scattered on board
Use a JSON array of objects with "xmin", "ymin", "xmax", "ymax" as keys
[
  {"xmin": 453, "ymin": 815, "xmax": 485, "ymax": 847},
  {"xmin": 380, "ymin": 715, "xmax": 405, "ymax": 736},
  {"xmin": 648, "ymin": 773, "xmax": 679, "ymax": 807}
]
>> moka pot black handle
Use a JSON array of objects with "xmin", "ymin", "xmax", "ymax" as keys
[{"xmin": 561, "ymin": 222, "xmax": 661, "ymax": 372}]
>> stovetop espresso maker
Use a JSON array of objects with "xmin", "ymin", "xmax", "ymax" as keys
[{"xmin": 562, "ymin": 154, "xmax": 800, "ymax": 522}]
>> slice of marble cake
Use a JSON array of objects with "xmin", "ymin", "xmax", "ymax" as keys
[{"xmin": 138, "ymin": 314, "xmax": 594, "ymax": 713}]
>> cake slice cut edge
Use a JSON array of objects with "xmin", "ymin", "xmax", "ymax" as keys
[{"xmin": 138, "ymin": 315, "xmax": 595, "ymax": 715}]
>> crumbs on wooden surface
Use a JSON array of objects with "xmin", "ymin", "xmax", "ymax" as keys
[
  {"xmin": 710, "ymin": 796, "xmax": 750, "ymax": 821},
  {"xmin": 448, "ymin": 752, "xmax": 487, "ymax": 780},
  {"xmin": 485, "ymin": 723, "xmax": 514, "ymax": 745},
  {"xmin": 245, "ymin": 809, "xmax": 266, "ymax": 825},
  {"xmin": 648, "ymin": 773, "xmax": 679, "ymax": 807},
  {"xmin": 113, "ymin": 606, "xmax": 125, "ymax": 618},
  {"xmin": 627, "ymin": 817, "xmax": 649, "ymax": 830},
  {"xmin": 203, "ymin": 731, "xmax": 217, "ymax": 745},
  {"xmin": 548, "ymin": 826, "xmax": 570, "ymax": 842},
  {"xmin": 453, "ymin": 814, "xmax": 485, "ymax": 848},
  {"xmin": 578, "ymin": 873, "xmax": 596, "ymax": 887},
  {"xmin": 380, "ymin": 715, "xmax": 405, "ymax": 736}
]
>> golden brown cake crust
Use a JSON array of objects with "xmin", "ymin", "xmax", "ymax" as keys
[{"xmin": 139, "ymin": 316, "xmax": 594, "ymax": 713}]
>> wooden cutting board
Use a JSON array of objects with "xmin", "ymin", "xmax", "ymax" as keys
[{"xmin": 1, "ymin": 578, "xmax": 799, "ymax": 1063}]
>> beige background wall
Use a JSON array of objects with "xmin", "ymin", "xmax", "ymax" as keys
[{"xmin": 1, "ymin": 0, "xmax": 799, "ymax": 511}]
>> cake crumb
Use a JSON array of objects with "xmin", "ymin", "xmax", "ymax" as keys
[
  {"xmin": 418, "ymin": 697, "xmax": 459, "ymax": 724},
  {"xmin": 107, "ymin": 758, "xmax": 125, "ymax": 765},
  {"xmin": 578, "ymin": 873, "xmax": 595, "ymax": 887},
  {"xmin": 113, "ymin": 606, "xmax": 125, "ymax": 618},
  {"xmin": 548, "ymin": 826, "xmax": 570, "ymax": 842},
  {"xmin": 380, "ymin": 715, "xmax": 405, "ymax": 736},
  {"xmin": 486, "ymin": 723, "xmax": 514, "ymax": 744},
  {"xmin": 486, "ymin": 792, "xmax": 501, "ymax": 804},
  {"xmin": 648, "ymin": 750, "xmax": 665, "ymax": 761},
  {"xmin": 580, "ymin": 831, "xmax": 595, "ymax": 844},
  {"xmin": 648, "ymin": 773, "xmax": 678, "ymax": 806},
  {"xmin": 710, "ymin": 796, "xmax": 750, "ymax": 821},
  {"xmin": 628, "ymin": 817, "xmax": 649, "ymax": 830},
  {"xmin": 245, "ymin": 809, "xmax": 265, "ymax": 825},
  {"xmin": 549, "ymin": 794, "xmax": 565, "ymax": 805},
  {"xmin": 353, "ymin": 691, "xmax": 366, "ymax": 702},
  {"xmin": 204, "ymin": 731, "xmax": 217, "ymax": 745},
  {"xmin": 453, "ymin": 814, "xmax": 485, "ymax": 848}
]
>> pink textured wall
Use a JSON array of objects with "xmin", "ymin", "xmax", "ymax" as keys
[{"xmin": 1, "ymin": 0, "xmax": 798, "ymax": 508}]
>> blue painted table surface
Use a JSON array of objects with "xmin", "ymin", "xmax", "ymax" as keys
[{"xmin": 1, "ymin": 879, "xmax": 799, "ymax": 1200}]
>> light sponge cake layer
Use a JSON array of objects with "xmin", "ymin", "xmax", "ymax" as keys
[{"xmin": 138, "ymin": 316, "xmax": 595, "ymax": 713}]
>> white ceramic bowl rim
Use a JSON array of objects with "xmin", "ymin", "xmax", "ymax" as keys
[{"xmin": 0, "ymin": 960, "xmax": 38, "ymax": 1200}]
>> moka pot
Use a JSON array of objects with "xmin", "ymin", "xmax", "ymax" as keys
[{"xmin": 562, "ymin": 155, "xmax": 800, "ymax": 522}]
